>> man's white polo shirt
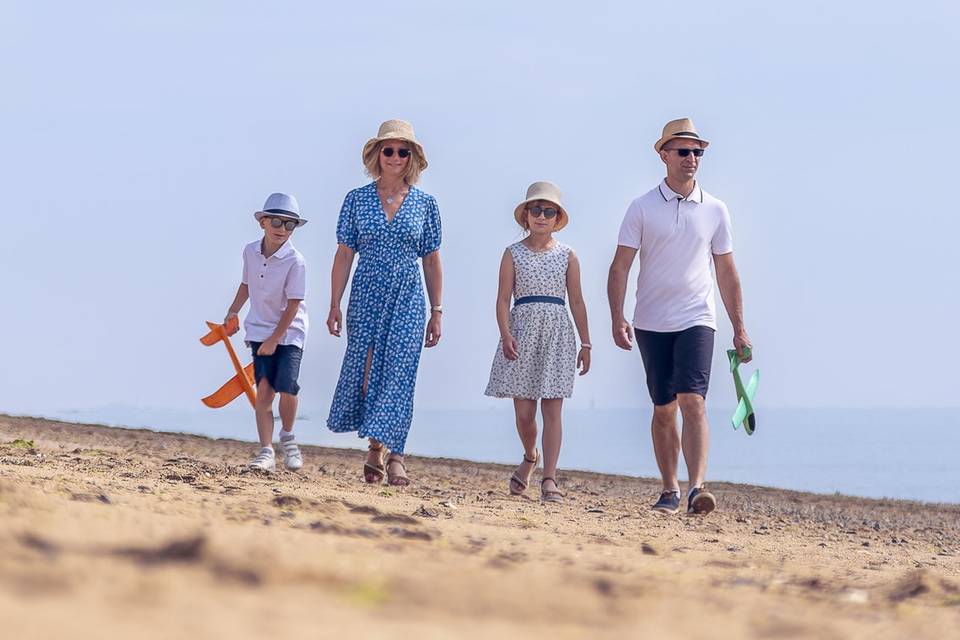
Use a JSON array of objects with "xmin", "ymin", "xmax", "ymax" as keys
[
  {"xmin": 242, "ymin": 239, "xmax": 308, "ymax": 348},
  {"xmin": 617, "ymin": 180, "xmax": 733, "ymax": 332}
]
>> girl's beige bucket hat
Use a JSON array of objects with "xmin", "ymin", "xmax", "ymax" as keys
[
  {"xmin": 361, "ymin": 119, "xmax": 428, "ymax": 171},
  {"xmin": 513, "ymin": 181, "xmax": 568, "ymax": 231}
]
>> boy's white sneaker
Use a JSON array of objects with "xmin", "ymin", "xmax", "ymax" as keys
[
  {"xmin": 249, "ymin": 447, "xmax": 276, "ymax": 472},
  {"xmin": 279, "ymin": 432, "xmax": 303, "ymax": 472}
]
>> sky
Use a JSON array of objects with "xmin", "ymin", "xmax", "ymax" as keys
[{"xmin": 2, "ymin": 1, "xmax": 959, "ymax": 420}]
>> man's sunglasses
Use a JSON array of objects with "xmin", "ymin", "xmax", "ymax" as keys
[
  {"xmin": 527, "ymin": 205, "xmax": 559, "ymax": 219},
  {"xmin": 667, "ymin": 147, "xmax": 704, "ymax": 157},
  {"xmin": 381, "ymin": 147, "xmax": 411, "ymax": 158},
  {"xmin": 266, "ymin": 217, "xmax": 298, "ymax": 231}
]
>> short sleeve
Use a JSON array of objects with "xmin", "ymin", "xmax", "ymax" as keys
[
  {"xmin": 285, "ymin": 259, "xmax": 306, "ymax": 300},
  {"xmin": 336, "ymin": 191, "xmax": 358, "ymax": 250},
  {"xmin": 418, "ymin": 196, "xmax": 442, "ymax": 257},
  {"xmin": 241, "ymin": 245, "xmax": 250, "ymax": 285},
  {"xmin": 711, "ymin": 203, "xmax": 734, "ymax": 255},
  {"xmin": 617, "ymin": 200, "xmax": 643, "ymax": 249}
]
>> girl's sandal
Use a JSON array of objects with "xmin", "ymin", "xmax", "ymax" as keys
[
  {"xmin": 540, "ymin": 477, "xmax": 564, "ymax": 504},
  {"xmin": 386, "ymin": 456, "xmax": 410, "ymax": 487},
  {"xmin": 363, "ymin": 443, "xmax": 386, "ymax": 484},
  {"xmin": 509, "ymin": 449, "xmax": 540, "ymax": 495}
]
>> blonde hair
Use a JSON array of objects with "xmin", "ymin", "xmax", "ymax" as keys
[{"xmin": 363, "ymin": 140, "xmax": 426, "ymax": 185}]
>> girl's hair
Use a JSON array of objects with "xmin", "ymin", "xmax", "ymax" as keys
[{"xmin": 362, "ymin": 140, "xmax": 426, "ymax": 185}]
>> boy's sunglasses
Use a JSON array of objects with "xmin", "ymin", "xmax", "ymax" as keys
[
  {"xmin": 667, "ymin": 147, "xmax": 705, "ymax": 157},
  {"xmin": 266, "ymin": 217, "xmax": 298, "ymax": 231},
  {"xmin": 527, "ymin": 205, "xmax": 559, "ymax": 219},
  {"xmin": 381, "ymin": 147, "xmax": 411, "ymax": 158}
]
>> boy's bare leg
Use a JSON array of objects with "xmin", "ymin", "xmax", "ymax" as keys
[
  {"xmin": 255, "ymin": 378, "xmax": 276, "ymax": 448},
  {"xmin": 278, "ymin": 393, "xmax": 298, "ymax": 433}
]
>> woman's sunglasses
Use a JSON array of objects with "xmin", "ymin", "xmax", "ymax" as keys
[
  {"xmin": 381, "ymin": 147, "xmax": 411, "ymax": 158},
  {"xmin": 527, "ymin": 205, "xmax": 559, "ymax": 219},
  {"xmin": 667, "ymin": 147, "xmax": 705, "ymax": 157},
  {"xmin": 266, "ymin": 217, "xmax": 298, "ymax": 231}
]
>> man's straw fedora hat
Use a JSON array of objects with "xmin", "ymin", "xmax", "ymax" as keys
[
  {"xmin": 362, "ymin": 119, "xmax": 428, "ymax": 171},
  {"xmin": 513, "ymin": 181, "xmax": 568, "ymax": 231},
  {"xmin": 654, "ymin": 117, "xmax": 710, "ymax": 153}
]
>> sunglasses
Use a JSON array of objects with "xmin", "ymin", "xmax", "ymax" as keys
[
  {"xmin": 527, "ymin": 205, "xmax": 559, "ymax": 219},
  {"xmin": 381, "ymin": 147, "xmax": 411, "ymax": 158},
  {"xmin": 266, "ymin": 217, "xmax": 298, "ymax": 231},
  {"xmin": 667, "ymin": 147, "xmax": 704, "ymax": 157}
]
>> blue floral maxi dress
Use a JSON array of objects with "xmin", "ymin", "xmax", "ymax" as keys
[{"xmin": 327, "ymin": 182, "xmax": 442, "ymax": 454}]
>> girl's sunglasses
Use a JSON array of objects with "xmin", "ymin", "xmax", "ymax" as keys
[
  {"xmin": 527, "ymin": 205, "xmax": 559, "ymax": 219},
  {"xmin": 668, "ymin": 147, "xmax": 704, "ymax": 157},
  {"xmin": 381, "ymin": 147, "xmax": 411, "ymax": 158},
  {"xmin": 266, "ymin": 217, "xmax": 298, "ymax": 231}
]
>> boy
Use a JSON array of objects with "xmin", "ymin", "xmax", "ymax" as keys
[{"xmin": 224, "ymin": 192, "xmax": 309, "ymax": 472}]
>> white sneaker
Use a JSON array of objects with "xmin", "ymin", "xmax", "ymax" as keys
[
  {"xmin": 248, "ymin": 447, "xmax": 276, "ymax": 472},
  {"xmin": 279, "ymin": 432, "xmax": 303, "ymax": 472}
]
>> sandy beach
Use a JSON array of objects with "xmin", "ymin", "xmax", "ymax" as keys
[{"xmin": 1, "ymin": 413, "xmax": 958, "ymax": 639}]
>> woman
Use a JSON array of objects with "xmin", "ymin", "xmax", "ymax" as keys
[{"xmin": 326, "ymin": 119, "xmax": 443, "ymax": 486}]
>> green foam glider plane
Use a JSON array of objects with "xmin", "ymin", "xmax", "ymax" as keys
[{"xmin": 728, "ymin": 346, "xmax": 758, "ymax": 435}]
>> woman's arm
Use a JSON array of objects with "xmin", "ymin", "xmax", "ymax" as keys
[
  {"xmin": 327, "ymin": 244, "xmax": 355, "ymax": 337},
  {"xmin": 495, "ymin": 249, "xmax": 518, "ymax": 360},
  {"xmin": 566, "ymin": 250, "xmax": 592, "ymax": 375},
  {"xmin": 422, "ymin": 250, "xmax": 443, "ymax": 347}
]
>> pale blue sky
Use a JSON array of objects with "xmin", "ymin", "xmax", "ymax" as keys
[{"xmin": 2, "ymin": 1, "xmax": 958, "ymax": 418}]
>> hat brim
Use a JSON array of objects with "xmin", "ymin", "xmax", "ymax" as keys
[
  {"xmin": 254, "ymin": 211, "xmax": 308, "ymax": 227},
  {"xmin": 513, "ymin": 197, "xmax": 568, "ymax": 231},
  {"xmin": 654, "ymin": 133, "xmax": 710, "ymax": 153},
  {"xmin": 362, "ymin": 135, "xmax": 428, "ymax": 171}
]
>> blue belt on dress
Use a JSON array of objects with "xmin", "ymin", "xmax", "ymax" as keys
[{"xmin": 514, "ymin": 295, "xmax": 565, "ymax": 307}]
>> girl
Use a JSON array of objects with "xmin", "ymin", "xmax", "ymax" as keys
[{"xmin": 485, "ymin": 181, "xmax": 591, "ymax": 503}]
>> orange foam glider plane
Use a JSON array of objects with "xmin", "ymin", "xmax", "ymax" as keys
[{"xmin": 200, "ymin": 317, "xmax": 256, "ymax": 408}]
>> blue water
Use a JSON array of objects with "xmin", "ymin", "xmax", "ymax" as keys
[{"xmin": 20, "ymin": 405, "xmax": 960, "ymax": 504}]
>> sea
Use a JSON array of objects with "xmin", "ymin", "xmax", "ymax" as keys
[{"xmin": 15, "ymin": 404, "xmax": 958, "ymax": 505}]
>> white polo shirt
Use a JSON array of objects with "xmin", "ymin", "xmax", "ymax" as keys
[
  {"xmin": 617, "ymin": 180, "xmax": 733, "ymax": 332},
  {"xmin": 242, "ymin": 239, "xmax": 308, "ymax": 348}
]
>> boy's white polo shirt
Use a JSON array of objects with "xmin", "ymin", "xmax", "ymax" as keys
[
  {"xmin": 242, "ymin": 239, "xmax": 308, "ymax": 348},
  {"xmin": 617, "ymin": 180, "xmax": 733, "ymax": 332}
]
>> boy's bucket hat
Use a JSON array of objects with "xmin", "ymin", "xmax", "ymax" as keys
[
  {"xmin": 514, "ymin": 181, "xmax": 568, "ymax": 231},
  {"xmin": 362, "ymin": 119, "xmax": 428, "ymax": 171},
  {"xmin": 654, "ymin": 117, "xmax": 710, "ymax": 153},
  {"xmin": 254, "ymin": 192, "xmax": 307, "ymax": 227}
]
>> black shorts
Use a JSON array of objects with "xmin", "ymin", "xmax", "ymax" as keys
[
  {"xmin": 249, "ymin": 342, "xmax": 303, "ymax": 396},
  {"xmin": 634, "ymin": 326, "xmax": 715, "ymax": 406}
]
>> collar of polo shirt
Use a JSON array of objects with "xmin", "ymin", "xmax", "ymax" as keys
[
  {"xmin": 258, "ymin": 238, "xmax": 296, "ymax": 259},
  {"xmin": 658, "ymin": 180, "xmax": 704, "ymax": 204}
]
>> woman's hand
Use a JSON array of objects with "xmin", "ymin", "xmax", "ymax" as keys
[
  {"xmin": 327, "ymin": 307, "xmax": 342, "ymax": 337},
  {"xmin": 501, "ymin": 334, "xmax": 519, "ymax": 360},
  {"xmin": 577, "ymin": 347, "xmax": 591, "ymax": 375},
  {"xmin": 425, "ymin": 312, "xmax": 442, "ymax": 347}
]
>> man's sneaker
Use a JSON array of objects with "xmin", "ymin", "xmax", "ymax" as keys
[
  {"xmin": 279, "ymin": 432, "xmax": 303, "ymax": 472},
  {"xmin": 688, "ymin": 486, "xmax": 716, "ymax": 514},
  {"xmin": 248, "ymin": 447, "xmax": 276, "ymax": 472},
  {"xmin": 652, "ymin": 490, "xmax": 681, "ymax": 513}
]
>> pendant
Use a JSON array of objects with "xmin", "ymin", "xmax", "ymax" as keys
[{"xmin": 386, "ymin": 197, "xmax": 394, "ymax": 204}]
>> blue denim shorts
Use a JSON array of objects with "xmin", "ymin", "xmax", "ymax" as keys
[{"xmin": 249, "ymin": 342, "xmax": 303, "ymax": 396}]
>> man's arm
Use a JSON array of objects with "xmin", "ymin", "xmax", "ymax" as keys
[
  {"xmin": 713, "ymin": 252, "xmax": 752, "ymax": 362},
  {"xmin": 607, "ymin": 245, "xmax": 638, "ymax": 350}
]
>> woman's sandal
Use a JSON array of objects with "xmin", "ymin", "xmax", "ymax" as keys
[
  {"xmin": 540, "ymin": 477, "xmax": 564, "ymax": 504},
  {"xmin": 509, "ymin": 449, "xmax": 539, "ymax": 495},
  {"xmin": 363, "ymin": 443, "xmax": 386, "ymax": 484},
  {"xmin": 386, "ymin": 455, "xmax": 410, "ymax": 487}
]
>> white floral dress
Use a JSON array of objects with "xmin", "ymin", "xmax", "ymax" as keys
[{"xmin": 485, "ymin": 241, "xmax": 577, "ymax": 399}]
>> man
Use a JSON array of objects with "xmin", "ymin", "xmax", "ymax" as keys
[{"xmin": 607, "ymin": 118, "xmax": 751, "ymax": 515}]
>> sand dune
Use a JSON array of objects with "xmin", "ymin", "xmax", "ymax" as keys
[{"xmin": 1, "ymin": 414, "xmax": 958, "ymax": 639}]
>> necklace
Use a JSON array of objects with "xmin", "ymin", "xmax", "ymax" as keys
[{"xmin": 378, "ymin": 183, "xmax": 408, "ymax": 205}]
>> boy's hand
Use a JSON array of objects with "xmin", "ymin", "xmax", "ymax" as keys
[
  {"xmin": 223, "ymin": 313, "xmax": 239, "ymax": 336},
  {"xmin": 327, "ymin": 307, "xmax": 342, "ymax": 337},
  {"xmin": 257, "ymin": 339, "xmax": 278, "ymax": 357}
]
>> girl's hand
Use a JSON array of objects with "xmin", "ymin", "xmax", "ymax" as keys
[
  {"xmin": 502, "ymin": 335, "xmax": 519, "ymax": 360},
  {"xmin": 425, "ymin": 313, "xmax": 442, "ymax": 348},
  {"xmin": 327, "ymin": 307, "xmax": 342, "ymax": 337},
  {"xmin": 577, "ymin": 347, "xmax": 591, "ymax": 375}
]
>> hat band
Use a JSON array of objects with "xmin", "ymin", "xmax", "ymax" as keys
[
  {"xmin": 673, "ymin": 131, "xmax": 700, "ymax": 138},
  {"xmin": 264, "ymin": 208, "xmax": 299, "ymax": 218}
]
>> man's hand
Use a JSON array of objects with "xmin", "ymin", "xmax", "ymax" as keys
[
  {"xmin": 734, "ymin": 330, "xmax": 753, "ymax": 362},
  {"xmin": 257, "ymin": 339, "xmax": 279, "ymax": 357},
  {"xmin": 612, "ymin": 318, "xmax": 634, "ymax": 350}
]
